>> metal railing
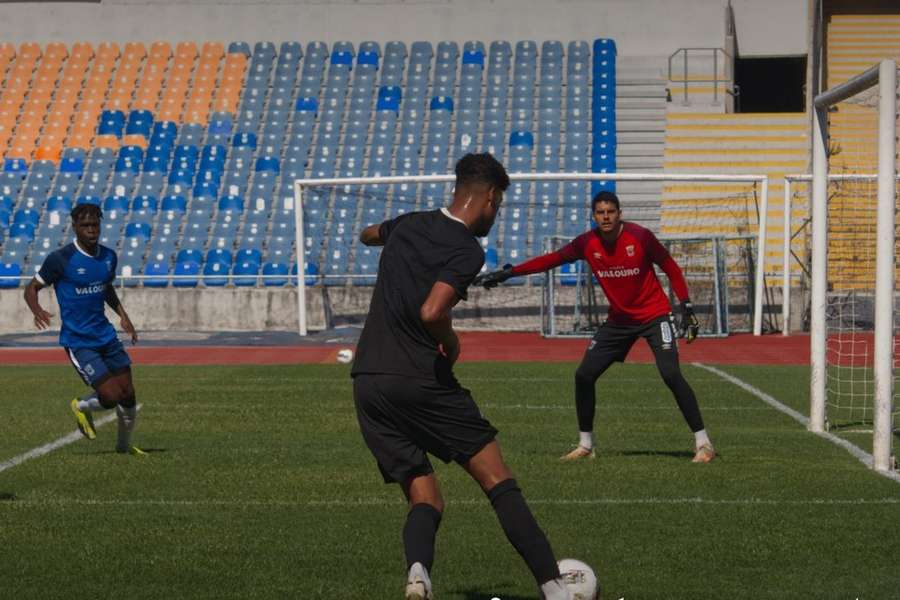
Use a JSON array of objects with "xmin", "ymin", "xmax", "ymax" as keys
[{"xmin": 668, "ymin": 47, "xmax": 733, "ymax": 105}]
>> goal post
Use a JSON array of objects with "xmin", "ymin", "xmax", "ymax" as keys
[
  {"xmin": 809, "ymin": 59, "xmax": 897, "ymax": 473},
  {"xmin": 293, "ymin": 172, "xmax": 770, "ymax": 337}
]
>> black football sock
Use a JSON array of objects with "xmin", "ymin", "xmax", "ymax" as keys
[
  {"xmin": 574, "ymin": 369, "xmax": 597, "ymax": 433},
  {"xmin": 403, "ymin": 503, "xmax": 442, "ymax": 573},
  {"xmin": 487, "ymin": 479, "xmax": 560, "ymax": 585}
]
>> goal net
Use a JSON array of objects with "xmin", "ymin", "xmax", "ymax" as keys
[
  {"xmin": 810, "ymin": 60, "xmax": 898, "ymax": 472},
  {"xmin": 294, "ymin": 173, "xmax": 769, "ymax": 337}
]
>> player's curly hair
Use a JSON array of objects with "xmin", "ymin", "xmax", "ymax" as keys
[
  {"xmin": 455, "ymin": 152, "xmax": 510, "ymax": 191},
  {"xmin": 592, "ymin": 191, "xmax": 620, "ymax": 210},
  {"xmin": 70, "ymin": 202, "xmax": 103, "ymax": 223}
]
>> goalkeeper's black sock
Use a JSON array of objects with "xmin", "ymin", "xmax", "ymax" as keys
[
  {"xmin": 403, "ymin": 503, "xmax": 442, "ymax": 573},
  {"xmin": 574, "ymin": 369, "xmax": 597, "ymax": 433},
  {"xmin": 487, "ymin": 479, "xmax": 560, "ymax": 585}
]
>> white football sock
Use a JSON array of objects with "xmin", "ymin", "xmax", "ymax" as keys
[
  {"xmin": 579, "ymin": 431, "xmax": 594, "ymax": 450},
  {"xmin": 540, "ymin": 577, "xmax": 572, "ymax": 600},
  {"xmin": 77, "ymin": 395, "xmax": 104, "ymax": 412},
  {"xmin": 694, "ymin": 429, "xmax": 711, "ymax": 450},
  {"xmin": 116, "ymin": 405, "xmax": 137, "ymax": 451}
]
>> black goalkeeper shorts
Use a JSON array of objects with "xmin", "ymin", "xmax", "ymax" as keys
[
  {"xmin": 586, "ymin": 314, "xmax": 680, "ymax": 365},
  {"xmin": 353, "ymin": 373, "xmax": 498, "ymax": 485}
]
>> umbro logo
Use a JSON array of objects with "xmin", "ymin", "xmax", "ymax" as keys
[
  {"xmin": 76, "ymin": 267, "xmax": 86, "ymax": 275},
  {"xmin": 593, "ymin": 252, "xmax": 603, "ymax": 259}
]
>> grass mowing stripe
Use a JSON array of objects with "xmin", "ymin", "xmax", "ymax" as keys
[{"xmin": 696, "ymin": 363, "xmax": 900, "ymax": 484}]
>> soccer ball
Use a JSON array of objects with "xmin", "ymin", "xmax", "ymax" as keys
[
  {"xmin": 336, "ymin": 348, "xmax": 354, "ymax": 364},
  {"xmin": 558, "ymin": 558, "xmax": 599, "ymax": 600}
]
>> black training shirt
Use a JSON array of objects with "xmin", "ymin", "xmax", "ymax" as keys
[{"xmin": 351, "ymin": 209, "xmax": 485, "ymax": 380}]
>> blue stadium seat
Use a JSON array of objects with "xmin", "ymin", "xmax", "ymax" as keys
[
  {"xmin": 160, "ymin": 194, "xmax": 187, "ymax": 214},
  {"xmin": 206, "ymin": 248, "xmax": 232, "ymax": 267},
  {"xmin": 125, "ymin": 222, "xmax": 151, "ymax": 242},
  {"xmin": 203, "ymin": 261, "xmax": 229, "ymax": 287},
  {"xmin": 142, "ymin": 261, "xmax": 169, "ymax": 287},
  {"xmin": 262, "ymin": 262, "xmax": 289, "ymax": 287},
  {"xmin": 218, "ymin": 195, "xmax": 244, "ymax": 213},
  {"xmin": 47, "ymin": 196, "xmax": 73, "ymax": 214},
  {"xmin": 13, "ymin": 209, "xmax": 40, "ymax": 228},
  {"xmin": 232, "ymin": 261, "xmax": 259, "ymax": 286},
  {"xmin": 173, "ymin": 261, "xmax": 200, "ymax": 287},
  {"xmin": 0, "ymin": 262, "xmax": 22, "ymax": 288}
]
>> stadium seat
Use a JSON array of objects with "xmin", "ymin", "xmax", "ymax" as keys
[
  {"xmin": 173, "ymin": 260, "xmax": 200, "ymax": 287},
  {"xmin": 232, "ymin": 260, "xmax": 259, "ymax": 286},
  {"xmin": 142, "ymin": 261, "xmax": 170, "ymax": 287},
  {"xmin": 262, "ymin": 261, "xmax": 289, "ymax": 286},
  {"xmin": 203, "ymin": 261, "xmax": 229, "ymax": 286},
  {"xmin": 0, "ymin": 261, "xmax": 22, "ymax": 288}
]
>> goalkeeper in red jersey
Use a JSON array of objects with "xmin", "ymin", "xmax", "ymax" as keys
[{"xmin": 474, "ymin": 191, "xmax": 716, "ymax": 463}]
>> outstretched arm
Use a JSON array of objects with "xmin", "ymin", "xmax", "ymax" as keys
[
  {"xmin": 105, "ymin": 284, "xmax": 138, "ymax": 344},
  {"xmin": 474, "ymin": 240, "xmax": 582, "ymax": 288},
  {"xmin": 23, "ymin": 278, "xmax": 53, "ymax": 330}
]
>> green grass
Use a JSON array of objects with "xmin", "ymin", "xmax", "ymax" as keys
[{"xmin": 2, "ymin": 362, "xmax": 899, "ymax": 599}]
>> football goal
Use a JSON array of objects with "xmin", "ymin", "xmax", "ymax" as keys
[
  {"xmin": 293, "ymin": 172, "xmax": 769, "ymax": 337},
  {"xmin": 809, "ymin": 59, "xmax": 898, "ymax": 473}
]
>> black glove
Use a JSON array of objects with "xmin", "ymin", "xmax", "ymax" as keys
[
  {"xmin": 472, "ymin": 263, "xmax": 514, "ymax": 289},
  {"xmin": 678, "ymin": 300, "xmax": 700, "ymax": 344}
]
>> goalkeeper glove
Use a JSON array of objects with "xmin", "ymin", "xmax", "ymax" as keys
[
  {"xmin": 473, "ymin": 264, "xmax": 514, "ymax": 289},
  {"xmin": 678, "ymin": 300, "xmax": 700, "ymax": 344}
]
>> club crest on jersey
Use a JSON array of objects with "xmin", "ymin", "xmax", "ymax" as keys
[{"xmin": 626, "ymin": 244, "xmax": 635, "ymax": 257}]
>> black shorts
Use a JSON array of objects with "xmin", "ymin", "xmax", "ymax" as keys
[
  {"xmin": 353, "ymin": 373, "xmax": 498, "ymax": 485},
  {"xmin": 586, "ymin": 314, "xmax": 679, "ymax": 364}
]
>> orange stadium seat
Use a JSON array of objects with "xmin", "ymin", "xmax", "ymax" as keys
[
  {"xmin": 0, "ymin": 42, "xmax": 15, "ymax": 59},
  {"xmin": 18, "ymin": 42, "xmax": 41, "ymax": 60},
  {"xmin": 93, "ymin": 134, "xmax": 119, "ymax": 150},
  {"xmin": 34, "ymin": 144, "xmax": 62, "ymax": 162},
  {"xmin": 150, "ymin": 41, "xmax": 172, "ymax": 59}
]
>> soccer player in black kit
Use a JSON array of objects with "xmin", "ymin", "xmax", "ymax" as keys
[{"xmin": 352, "ymin": 153, "xmax": 573, "ymax": 600}]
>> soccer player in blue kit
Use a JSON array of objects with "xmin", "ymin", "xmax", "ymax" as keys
[{"xmin": 24, "ymin": 203, "xmax": 144, "ymax": 455}]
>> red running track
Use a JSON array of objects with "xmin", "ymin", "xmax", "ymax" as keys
[{"xmin": 0, "ymin": 332, "xmax": 810, "ymax": 366}]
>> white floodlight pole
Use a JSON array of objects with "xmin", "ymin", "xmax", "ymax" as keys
[
  {"xmin": 872, "ymin": 59, "xmax": 896, "ymax": 472},
  {"xmin": 293, "ymin": 180, "xmax": 307, "ymax": 336}
]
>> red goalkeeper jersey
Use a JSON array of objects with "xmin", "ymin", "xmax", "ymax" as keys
[{"xmin": 511, "ymin": 222, "xmax": 690, "ymax": 325}]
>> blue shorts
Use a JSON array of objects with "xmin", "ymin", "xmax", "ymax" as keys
[{"xmin": 65, "ymin": 340, "xmax": 132, "ymax": 388}]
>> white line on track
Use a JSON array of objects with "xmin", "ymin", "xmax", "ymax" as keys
[
  {"xmin": 694, "ymin": 363, "xmax": 900, "ymax": 484},
  {"xmin": 4, "ymin": 496, "xmax": 898, "ymax": 508},
  {"xmin": 0, "ymin": 406, "xmax": 138, "ymax": 474}
]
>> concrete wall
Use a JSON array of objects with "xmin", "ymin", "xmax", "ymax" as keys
[{"xmin": 0, "ymin": 0, "xmax": 806, "ymax": 57}]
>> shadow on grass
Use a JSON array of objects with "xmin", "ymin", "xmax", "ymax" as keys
[
  {"xmin": 0, "ymin": 492, "xmax": 16, "ymax": 501},
  {"xmin": 619, "ymin": 449, "xmax": 694, "ymax": 459},
  {"xmin": 457, "ymin": 589, "xmax": 533, "ymax": 600}
]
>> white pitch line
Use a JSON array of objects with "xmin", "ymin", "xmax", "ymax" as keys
[
  {"xmin": 694, "ymin": 363, "xmax": 900, "ymax": 484},
  {"xmin": 0, "ymin": 406, "xmax": 138, "ymax": 474},
  {"xmin": 4, "ymin": 496, "xmax": 899, "ymax": 508}
]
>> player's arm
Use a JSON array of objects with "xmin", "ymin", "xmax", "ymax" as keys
[
  {"xmin": 420, "ymin": 281, "xmax": 461, "ymax": 363},
  {"xmin": 359, "ymin": 213, "xmax": 414, "ymax": 247},
  {"xmin": 645, "ymin": 234, "xmax": 699, "ymax": 342},
  {"xmin": 474, "ymin": 239, "xmax": 583, "ymax": 288},
  {"xmin": 23, "ymin": 278, "xmax": 53, "ymax": 330},
  {"xmin": 105, "ymin": 284, "xmax": 138, "ymax": 344},
  {"xmin": 359, "ymin": 224, "xmax": 384, "ymax": 246}
]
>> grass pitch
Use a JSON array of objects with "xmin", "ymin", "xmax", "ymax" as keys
[{"xmin": 1, "ymin": 362, "xmax": 898, "ymax": 599}]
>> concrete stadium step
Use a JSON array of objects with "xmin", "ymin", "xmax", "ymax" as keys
[
  {"xmin": 616, "ymin": 108, "xmax": 667, "ymax": 121},
  {"xmin": 617, "ymin": 121, "xmax": 666, "ymax": 132},
  {"xmin": 617, "ymin": 130, "xmax": 667, "ymax": 144},
  {"xmin": 616, "ymin": 87, "xmax": 668, "ymax": 100},
  {"xmin": 617, "ymin": 143, "xmax": 668, "ymax": 156},
  {"xmin": 616, "ymin": 180, "xmax": 665, "ymax": 193},
  {"xmin": 616, "ymin": 96, "xmax": 668, "ymax": 108},
  {"xmin": 618, "ymin": 156, "xmax": 665, "ymax": 169}
]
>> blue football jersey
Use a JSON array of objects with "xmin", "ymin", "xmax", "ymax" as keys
[{"xmin": 37, "ymin": 242, "xmax": 118, "ymax": 348}]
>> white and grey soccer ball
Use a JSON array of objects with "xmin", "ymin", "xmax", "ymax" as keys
[
  {"xmin": 336, "ymin": 348, "xmax": 354, "ymax": 364},
  {"xmin": 558, "ymin": 558, "xmax": 599, "ymax": 600}
]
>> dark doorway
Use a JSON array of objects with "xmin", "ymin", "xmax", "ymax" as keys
[{"xmin": 735, "ymin": 56, "xmax": 807, "ymax": 112}]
